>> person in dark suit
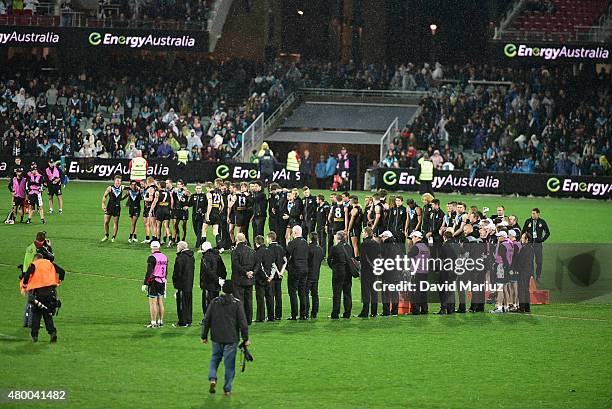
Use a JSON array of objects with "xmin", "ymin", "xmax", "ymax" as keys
[
  {"xmin": 327, "ymin": 231, "xmax": 353, "ymax": 319},
  {"xmin": 200, "ymin": 241, "xmax": 222, "ymax": 319},
  {"xmin": 358, "ymin": 227, "xmax": 381, "ymax": 317},
  {"xmin": 230, "ymin": 233, "xmax": 256, "ymax": 325},
  {"xmin": 286, "ymin": 225, "xmax": 309, "ymax": 320},
  {"xmin": 266, "ymin": 231, "xmax": 286, "ymax": 320},
  {"xmin": 437, "ymin": 231, "xmax": 459, "ymax": 315},
  {"xmin": 379, "ymin": 230, "xmax": 401, "ymax": 316},
  {"xmin": 307, "ymin": 232, "xmax": 324, "ymax": 319},
  {"xmin": 172, "ymin": 241, "xmax": 195, "ymax": 327},
  {"xmin": 253, "ymin": 235, "xmax": 275, "ymax": 322}
]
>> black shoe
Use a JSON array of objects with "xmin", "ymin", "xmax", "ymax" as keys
[
  {"xmin": 254, "ymin": 320, "xmax": 265, "ymax": 323},
  {"xmin": 275, "ymin": 317, "xmax": 282, "ymax": 321},
  {"xmin": 381, "ymin": 312, "xmax": 391, "ymax": 317},
  {"xmin": 436, "ymin": 310, "xmax": 447, "ymax": 315},
  {"xmin": 299, "ymin": 316, "xmax": 308, "ymax": 321},
  {"xmin": 456, "ymin": 304, "xmax": 466, "ymax": 313},
  {"xmin": 50, "ymin": 332, "xmax": 57, "ymax": 343},
  {"xmin": 287, "ymin": 317, "xmax": 298, "ymax": 321},
  {"xmin": 342, "ymin": 314, "xmax": 351, "ymax": 319},
  {"xmin": 31, "ymin": 336, "xmax": 38, "ymax": 343},
  {"xmin": 329, "ymin": 315, "xmax": 339, "ymax": 319},
  {"xmin": 310, "ymin": 314, "xmax": 317, "ymax": 319},
  {"xmin": 357, "ymin": 312, "xmax": 368, "ymax": 318},
  {"xmin": 369, "ymin": 313, "xmax": 378, "ymax": 318},
  {"xmin": 209, "ymin": 381, "xmax": 216, "ymax": 394}
]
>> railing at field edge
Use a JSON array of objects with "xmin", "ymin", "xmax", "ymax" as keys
[
  {"xmin": 299, "ymin": 88, "xmax": 430, "ymax": 100},
  {"xmin": 380, "ymin": 117, "xmax": 399, "ymax": 164}
]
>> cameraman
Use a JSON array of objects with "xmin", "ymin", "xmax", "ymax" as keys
[
  {"xmin": 20, "ymin": 254, "xmax": 65, "ymax": 342},
  {"xmin": 201, "ymin": 280, "xmax": 250, "ymax": 396},
  {"xmin": 21, "ymin": 231, "xmax": 54, "ymax": 327}
]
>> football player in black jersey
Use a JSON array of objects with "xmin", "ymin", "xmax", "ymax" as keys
[
  {"xmin": 347, "ymin": 196, "xmax": 363, "ymax": 258},
  {"xmin": 126, "ymin": 180, "xmax": 143, "ymax": 243},
  {"xmin": 151, "ymin": 179, "xmax": 174, "ymax": 246},
  {"xmin": 250, "ymin": 181, "xmax": 267, "ymax": 242},
  {"xmin": 234, "ymin": 182, "xmax": 252, "ymax": 245},
  {"xmin": 101, "ymin": 175, "xmax": 124, "ymax": 243},
  {"xmin": 315, "ymin": 194, "xmax": 330, "ymax": 258},
  {"xmin": 206, "ymin": 181, "xmax": 224, "ymax": 250},
  {"xmin": 142, "ymin": 177, "xmax": 158, "ymax": 243},
  {"xmin": 171, "ymin": 180, "xmax": 191, "ymax": 244},
  {"xmin": 190, "ymin": 183, "xmax": 207, "ymax": 248}
]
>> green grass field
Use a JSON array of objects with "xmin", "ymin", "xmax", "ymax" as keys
[{"xmin": 1, "ymin": 182, "xmax": 611, "ymax": 409}]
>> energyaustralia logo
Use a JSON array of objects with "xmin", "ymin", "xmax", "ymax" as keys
[
  {"xmin": 0, "ymin": 31, "xmax": 60, "ymax": 44},
  {"xmin": 88, "ymin": 32, "xmax": 196, "ymax": 48},
  {"xmin": 547, "ymin": 177, "xmax": 611, "ymax": 197},
  {"xmin": 504, "ymin": 43, "xmax": 609, "ymax": 60}
]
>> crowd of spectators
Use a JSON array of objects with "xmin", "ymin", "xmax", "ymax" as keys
[
  {"xmin": 1, "ymin": 55, "xmax": 611, "ymax": 178},
  {"xmin": 0, "ymin": 56, "xmax": 282, "ymax": 163},
  {"xmin": 383, "ymin": 65, "xmax": 611, "ymax": 176}
]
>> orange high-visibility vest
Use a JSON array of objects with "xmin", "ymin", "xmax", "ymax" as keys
[{"xmin": 23, "ymin": 259, "xmax": 60, "ymax": 292}]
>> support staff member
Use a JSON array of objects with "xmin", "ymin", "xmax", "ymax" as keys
[
  {"xmin": 172, "ymin": 241, "xmax": 195, "ymax": 327},
  {"xmin": 521, "ymin": 208, "xmax": 550, "ymax": 282},
  {"xmin": 20, "ymin": 254, "xmax": 65, "ymax": 343},
  {"xmin": 417, "ymin": 153, "xmax": 434, "ymax": 195},
  {"xmin": 142, "ymin": 241, "xmax": 168, "ymax": 328},
  {"xmin": 128, "ymin": 150, "xmax": 148, "ymax": 184}
]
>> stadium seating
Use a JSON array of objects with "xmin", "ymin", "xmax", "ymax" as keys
[{"xmin": 507, "ymin": 0, "xmax": 610, "ymax": 41}]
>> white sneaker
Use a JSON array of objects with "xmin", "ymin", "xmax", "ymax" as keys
[
  {"xmin": 490, "ymin": 307, "xmax": 504, "ymax": 314},
  {"xmin": 49, "ymin": 209, "xmax": 53, "ymax": 214},
  {"xmin": 128, "ymin": 238, "xmax": 133, "ymax": 243},
  {"xmin": 141, "ymin": 239, "xmax": 150, "ymax": 244},
  {"xmin": 111, "ymin": 237, "xmax": 115, "ymax": 243},
  {"xmin": 59, "ymin": 209, "xmax": 63, "ymax": 214},
  {"xmin": 146, "ymin": 323, "xmax": 158, "ymax": 328},
  {"xmin": 101, "ymin": 236, "xmax": 108, "ymax": 242}
]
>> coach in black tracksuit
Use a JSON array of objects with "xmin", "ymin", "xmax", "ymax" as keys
[
  {"xmin": 316, "ymin": 196, "xmax": 330, "ymax": 258},
  {"xmin": 286, "ymin": 228, "xmax": 309, "ymax": 320},
  {"xmin": 254, "ymin": 236, "xmax": 275, "ymax": 322},
  {"xmin": 231, "ymin": 235, "xmax": 256, "ymax": 325},
  {"xmin": 359, "ymin": 228, "xmax": 381, "ymax": 317},
  {"xmin": 307, "ymin": 233, "xmax": 324, "ymax": 318},
  {"xmin": 438, "ymin": 231, "xmax": 459, "ymax": 314},
  {"xmin": 172, "ymin": 242, "xmax": 195, "ymax": 326},
  {"xmin": 328, "ymin": 231, "xmax": 353, "ymax": 319},
  {"xmin": 521, "ymin": 209, "xmax": 550, "ymax": 281}
]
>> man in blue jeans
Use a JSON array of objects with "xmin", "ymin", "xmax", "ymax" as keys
[{"xmin": 201, "ymin": 280, "xmax": 250, "ymax": 396}]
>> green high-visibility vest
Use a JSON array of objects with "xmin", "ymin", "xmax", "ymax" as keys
[{"xmin": 418, "ymin": 158, "xmax": 434, "ymax": 181}]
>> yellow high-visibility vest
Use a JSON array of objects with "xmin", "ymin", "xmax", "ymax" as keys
[
  {"xmin": 177, "ymin": 149, "xmax": 189, "ymax": 165},
  {"xmin": 130, "ymin": 157, "xmax": 147, "ymax": 181},
  {"xmin": 286, "ymin": 151, "xmax": 300, "ymax": 172},
  {"xmin": 418, "ymin": 157, "xmax": 434, "ymax": 181}
]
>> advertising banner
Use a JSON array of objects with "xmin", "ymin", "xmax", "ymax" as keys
[
  {"xmin": 374, "ymin": 168, "xmax": 612, "ymax": 200},
  {"xmin": 0, "ymin": 26, "xmax": 208, "ymax": 52},
  {"xmin": 0, "ymin": 156, "xmax": 301, "ymax": 186},
  {"xmin": 498, "ymin": 41, "xmax": 611, "ymax": 62}
]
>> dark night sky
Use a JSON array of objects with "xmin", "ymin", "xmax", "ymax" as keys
[{"xmin": 281, "ymin": 0, "xmax": 497, "ymax": 63}]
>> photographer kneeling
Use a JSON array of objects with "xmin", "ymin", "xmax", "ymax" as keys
[{"xmin": 201, "ymin": 280, "xmax": 250, "ymax": 396}]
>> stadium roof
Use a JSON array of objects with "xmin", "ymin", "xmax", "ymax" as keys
[{"xmin": 267, "ymin": 130, "xmax": 383, "ymax": 145}]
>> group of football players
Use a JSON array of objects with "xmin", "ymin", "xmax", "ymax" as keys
[{"xmin": 7, "ymin": 158, "xmax": 64, "ymax": 225}]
